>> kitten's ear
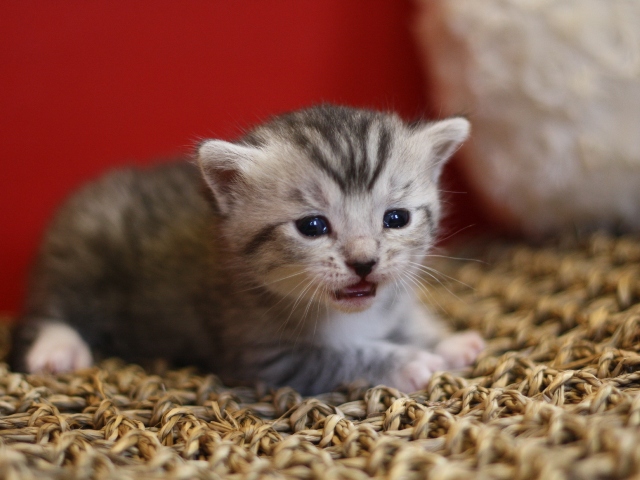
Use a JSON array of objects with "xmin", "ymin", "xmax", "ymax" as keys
[
  {"xmin": 411, "ymin": 117, "xmax": 470, "ymax": 182},
  {"xmin": 197, "ymin": 140, "xmax": 261, "ymax": 214}
]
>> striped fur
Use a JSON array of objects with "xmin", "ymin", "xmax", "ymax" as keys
[{"xmin": 12, "ymin": 105, "xmax": 483, "ymax": 395}]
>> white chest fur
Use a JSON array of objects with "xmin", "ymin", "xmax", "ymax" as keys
[{"xmin": 318, "ymin": 287, "xmax": 406, "ymax": 347}]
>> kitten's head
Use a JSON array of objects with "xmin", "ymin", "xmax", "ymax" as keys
[{"xmin": 198, "ymin": 105, "xmax": 469, "ymax": 313}]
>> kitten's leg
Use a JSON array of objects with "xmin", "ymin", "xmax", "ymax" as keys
[
  {"xmin": 404, "ymin": 300, "xmax": 485, "ymax": 369},
  {"xmin": 434, "ymin": 331, "xmax": 485, "ymax": 369},
  {"xmin": 400, "ymin": 299, "xmax": 450, "ymax": 347},
  {"xmin": 394, "ymin": 349, "xmax": 448, "ymax": 393},
  {"xmin": 241, "ymin": 341, "xmax": 448, "ymax": 395},
  {"xmin": 11, "ymin": 319, "xmax": 93, "ymax": 374}
]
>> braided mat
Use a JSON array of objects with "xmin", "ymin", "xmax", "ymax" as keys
[{"xmin": 1, "ymin": 232, "xmax": 640, "ymax": 479}]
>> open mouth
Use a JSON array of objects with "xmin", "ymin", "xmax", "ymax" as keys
[{"xmin": 334, "ymin": 280, "xmax": 377, "ymax": 300}]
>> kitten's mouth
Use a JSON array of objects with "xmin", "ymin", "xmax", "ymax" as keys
[{"xmin": 334, "ymin": 280, "xmax": 377, "ymax": 300}]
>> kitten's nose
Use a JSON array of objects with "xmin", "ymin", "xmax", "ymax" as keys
[{"xmin": 347, "ymin": 260, "xmax": 377, "ymax": 279}]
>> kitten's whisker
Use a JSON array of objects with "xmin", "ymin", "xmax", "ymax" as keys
[
  {"xmin": 406, "ymin": 253, "xmax": 484, "ymax": 264},
  {"xmin": 403, "ymin": 270, "xmax": 434, "ymax": 301},
  {"xmin": 282, "ymin": 277, "xmax": 317, "ymax": 340},
  {"xmin": 408, "ymin": 264, "xmax": 465, "ymax": 303},
  {"xmin": 295, "ymin": 279, "xmax": 323, "ymax": 345},
  {"xmin": 422, "ymin": 265, "xmax": 474, "ymax": 290},
  {"xmin": 301, "ymin": 279, "xmax": 322, "ymax": 329},
  {"xmin": 408, "ymin": 261, "xmax": 474, "ymax": 290},
  {"xmin": 236, "ymin": 269, "xmax": 308, "ymax": 293},
  {"xmin": 438, "ymin": 189, "xmax": 468, "ymax": 195},
  {"xmin": 312, "ymin": 285, "xmax": 327, "ymax": 339},
  {"xmin": 290, "ymin": 279, "xmax": 323, "ymax": 345},
  {"xmin": 273, "ymin": 276, "xmax": 315, "ymax": 337},
  {"xmin": 403, "ymin": 270, "xmax": 447, "ymax": 314},
  {"xmin": 267, "ymin": 276, "xmax": 308, "ymax": 315},
  {"xmin": 391, "ymin": 280, "xmax": 401, "ymax": 306},
  {"xmin": 396, "ymin": 276, "xmax": 413, "ymax": 299},
  {"xmin": 436, "ymin": 224, "xmax": 476, "ymax": 243},
  {"xmin": 403, "ymin": 268, "xmax": 429, "ymax": 291},
  {"xmin": 423, "ymin": 253, "xmax": 487, "ymax": 264},
  {"xmin": 400, "ymin": 273, "xmax": 440, "ymax": 311},
  {"xmin": 409, "ymin": 264, "xmax": 453, "ymax": 291}
]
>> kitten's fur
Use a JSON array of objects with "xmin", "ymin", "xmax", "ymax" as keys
[{"xmin": 11, "ymin": 105, "xmax": 484, "ymax": 395}]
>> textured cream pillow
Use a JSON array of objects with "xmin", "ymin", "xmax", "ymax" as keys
[{"xmin": 415, "ymin": 1, "xmax": 640, "ymax": 235}]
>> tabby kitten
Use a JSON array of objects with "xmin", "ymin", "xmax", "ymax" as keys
[{"xmin": 11, "ymin": 105, "xmax": 484, "ymax": 395}]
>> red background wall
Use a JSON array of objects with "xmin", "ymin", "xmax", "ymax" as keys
[{"xmin": 0, "ymin": 1, "xmax": 484, "ymax": 316}]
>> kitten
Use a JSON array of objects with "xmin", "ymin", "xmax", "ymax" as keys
[{"xmin": 10, "ymin": 105, "xmax": 484, "ymax": 395}]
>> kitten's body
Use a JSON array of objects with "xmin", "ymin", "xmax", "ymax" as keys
[{"xmin": 11, "ymin": 105, "xmax": 483, "ymax": 394}]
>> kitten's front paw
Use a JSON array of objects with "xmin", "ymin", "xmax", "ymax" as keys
[
  {"xmin": 26, "ymin": 323, "xmax": 93, "ymax": 374},
  {"xmin": 435, "ymin": 330, "xmax": 485, "ymax": 369},
  {"xmin": 390, "ymin": 351, "xmax": 446, "ymax": 393}
]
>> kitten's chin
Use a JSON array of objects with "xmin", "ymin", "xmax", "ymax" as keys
[{"xmin": 330, "ymin": 280, "xmax": 378, "ymax": 313}]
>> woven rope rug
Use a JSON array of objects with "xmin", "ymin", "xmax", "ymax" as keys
[{"xmin": 1, "ymin": 232, "xmax": 640, "ymax": 479}]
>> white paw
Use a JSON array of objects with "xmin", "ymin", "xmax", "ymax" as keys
[
  {"xmin": 26, "ymin": 323, "xmax": 93, "ymax": 374},
  {"xmin": 435, "ymin": 330, "xmax": 485, "ymax": 369},
  {"xmin": 390, "ymin": 350, "xmax": 447, "ymax": 393}
]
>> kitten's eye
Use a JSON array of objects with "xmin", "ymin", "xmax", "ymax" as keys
[
  {"xmin": 383, "ymin": 209, "xmax": 410, "ymax": 229},
  {"xmin": 296, "ymin": 216, "xmax": 331, "ymax": 237}
]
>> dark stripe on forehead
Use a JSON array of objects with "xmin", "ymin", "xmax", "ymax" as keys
[
  {"xmin": 288, "ymin": 187, "xmax": 320, "ymax": 210},
  {"xmin": 292, "ymin": 131, "xmax": 349, "ymax": 192},
  {"xmin": 309, "ymin": 116, "xmax": 343, "ymax": 154},
  {"xmin": 355, "ymin": 118, "xmax": 372, "ymax": 186},
  {"xmin": 273, "ymin": 106, "xmax": 394, "ymax": 193},
  {"xmin": 324, "ymin": 115, "xmax": 375, "ymax": 192},
  {"xmin": 367, "ymin": 125, "xmax": 392, "ymax": 190},
  {"xmin": 243, "ymin": 222, "xmax": 285, "ymax": 256},
  {"xmin": 289, "ymin": 188, "xmax": 306, "ymax": 205}
]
